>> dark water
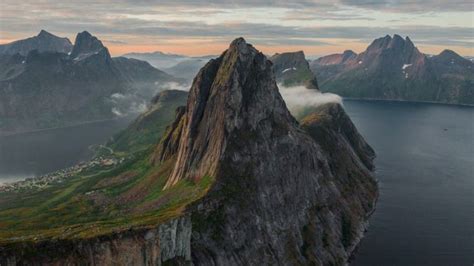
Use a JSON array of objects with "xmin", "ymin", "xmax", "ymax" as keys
[
  {"xmin": 0, "ymin": 119, "xmax": 131, "ymax": 184},
  {"xmin": 0, "ymin": 101, "xmax": 473, "ymax": 265},
  {"xmin": 344, "ymin": 100, "xmax": 474, "ymax": 266}
]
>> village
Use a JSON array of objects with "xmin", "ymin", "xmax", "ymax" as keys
[{"xmin": 0, "ymin": 156, "xmax": 125, "ymax": 193}]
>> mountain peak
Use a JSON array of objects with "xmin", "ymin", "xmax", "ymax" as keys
[
  {"xmin": 438, "ymin": 49, "xmax": 461, "ymax": 58},
  {"xmin": 229, "ymin": 37, "xmax": 247, "ymax": 47},
  {"xmin": 0, "ymin": 30, "xmax": 72, "ymax": 56},
  {"xmin": 366, "ymin": 34, "xmax": 416, "ymax": 53},
  {"xmin": 226, "ymin": 37, "xmax": 255, "ymax": 61},
  {"xmin": 70, "ymin": 31, "xmax": 108, "ymax": 60},
  {"xmin": 269, "ymin": 50, "xmax": 319, "ymax": 89},
  {"xmin": 37, "ymin": 29, "xmax": 54, "ymax": 37},
  {"xmin": 154, "ymin": 37, "xmax": 293, "ymax": 188}
]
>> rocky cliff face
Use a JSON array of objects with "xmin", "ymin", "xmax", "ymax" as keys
[
  {"xmin": 270, "ymin": 51, "xmax": 319, "ymax": 89},
  {"xmin": 311, "ymin": 35, "xmax": 473, "ymax": 105},
  {"xmin": 0, "ymin": 30, "xmax": 73, "ymax": 56},
  {"xmin": 154, "ymin": 38, "xmax": 377, "ymax": 265},
  {"xmin": 0, "ymin": 216, "xmax": 191, "ymax": 266}
]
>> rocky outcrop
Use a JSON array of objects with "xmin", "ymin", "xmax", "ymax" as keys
[
  {"xmin": 0, "ymin": 216, "xmax": 191, "ymax": 266},
  {"xmin": 311, "ymin": 34, "xmax": 473, "ymax": 105},
  {"xmin": 0, "ymin": 30, "xmax": 73, "ymax": 56},
  {"xmin": 270, "ymin": 51, "xmax": 319, "ymax": 89},
  {"xmin": 155, "ymin": 38, "xmax": 377, "ymax": 265}
]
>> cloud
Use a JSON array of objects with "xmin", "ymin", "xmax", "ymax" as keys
[
  {"xmin": 108, "ymin": 93, "xmax": 148, "ymax": 117},
  {"xmin": 160, "ymin": 81, "xmax": 190, "ymax": 91},
  {"xmin": 340, "ymin": 0, "xmax": 473, "ymax": 13},
  {"xmin": 279, "ymin": 85, "xmax": 343, "ymax": 114},
  {"xmin": 1, "ymin": 0, "xmax": 472, "ymax": 54}
]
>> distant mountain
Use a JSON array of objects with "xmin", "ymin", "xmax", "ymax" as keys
[
  {"xmin": 162, "ymin": 57, "xmax": 213, "ymax": 82},
  {"xmin": 269, "ymin": 51, "xmax": 319, "ymax": 89},
  {"xmin": 122, "ymin": 51, "xmax": 189, "ymax": 69},
  {"xmin": 311, "ymin": 35, "xmax": 474, "ymax": 105},
  {"xmin": 124, "ymin": 51, "xmax": 216, "ymax": 82},
  {"xmin": 0, "ymin": 31, "xmax": 181, "ymax": 134},
  {"xmin": 0, "ymin": 30, "xmax": 73, "ymax": 56}
]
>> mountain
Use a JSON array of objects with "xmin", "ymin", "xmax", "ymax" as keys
[
  {"xmin": 269, "ymin": 51, "xmax": 319, "ymax": 89},
  {"xmin": 311, "ymin": 34, "xmax": 474, "ymax": 105},
  {"xmin": 0, "ymin": 38, "xmax": 377, "ymax": 265},
  {"xmin": 123, "ymin": 51, "xmax": 217, "ymax": 70},
  {"xmin": 0, "ymin": 30, "xmax": 73, "ymax": 56},
  {"xmin": 123, "ymin": 51, "xmax": 216, "ymax": 82},
  {"xmin": 0, "ymin": 31, "xmax": 181, "ymax": 134},
  {"xmin": 122, "ymin": 51, "xmax": 189, "ymax": 69},
  {"xmin": 162, "ymin": 57, "xmax": 213, "ymax": 82}
]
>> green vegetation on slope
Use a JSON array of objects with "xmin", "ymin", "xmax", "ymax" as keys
[
  {"xmin": 0, "ymin": 150, "xmax": 214, "ymax": 244},
  {"xmin": 104, "ymin": 90, "xmax": 188, "ymax": 155}
]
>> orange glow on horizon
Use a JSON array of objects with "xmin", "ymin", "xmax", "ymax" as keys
[
  {"xmin": 106, "ymin": 41, "xmax": 473, "ymax": 58},
  {"xmin": 2, "ymin": 38, "xmax": 472, "ymax": 58}
]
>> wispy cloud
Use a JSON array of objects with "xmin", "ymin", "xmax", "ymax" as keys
[{"xmin": 1, "ymin": 0, "xmax": 472, "ymax": 55}]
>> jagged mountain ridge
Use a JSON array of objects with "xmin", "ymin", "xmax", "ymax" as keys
[
  {"xmin": 0, "ymin": 38, "xmax": 377, "ymax": 265},
  {"xmin": 0, "ymin": 31, "xmax": 181, "ymax": 134},
  {"xmin": 0, "ymin": 30, "xmax": 73, "ymax": 56},
  {"xmin": 310, "ymin": 34, "xmax": 474, "ymax": 104}
]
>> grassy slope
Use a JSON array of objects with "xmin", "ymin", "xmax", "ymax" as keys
[
  {"xmin": 0, "ymin": 90, "xmax": 207, "ymax": 245},
  {"xmin": 0, "ymin": 151, "xmax": 214, "ymax": 244},
  {"xmin": 104, "ymin": 90, "xmax": 188, "ymax": 155}
]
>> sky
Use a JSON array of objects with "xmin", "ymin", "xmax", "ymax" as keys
[{"xmin": 0, "ymin": 0, "xmax": 473, "ymax": 57}]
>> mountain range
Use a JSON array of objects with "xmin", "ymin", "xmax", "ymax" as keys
[
  {"xmin": 311, "ymin": 34, "xmax": 473, "ymax": 105},
  {"xmin": 0, "ymin": 31, "xmax": 182, "ymax": 134},
  {"xmin": 0, "ymin": 38, "xmax": 377, "ymax": 265},
  {"xmin": 123, "ymin": 51, "xmax": 215, "ymax": 82}
]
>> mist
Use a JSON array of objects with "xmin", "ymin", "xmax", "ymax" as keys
[
  {"xmin": 160, "ymin": 81, "xmax": 190, "ymax": 91},
  {"xmin": 278, "ymin": 85, "xmax": 343, "ymax": 114}
]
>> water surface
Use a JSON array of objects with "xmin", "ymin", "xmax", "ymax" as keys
[
  {"xmin": 345, "ymin": 100, "xmax": 474, "ymax": 266},
  {"xmin": 0, "ymin": 119, "xmax": 130, "ymax": 184},
  {"xmin": 0, "ymin": 100, "xmax": 472, "ymax": 265}
]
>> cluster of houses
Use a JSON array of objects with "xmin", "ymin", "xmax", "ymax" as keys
[{"xmin": 0, "ymin": 156, "xmax": 125, "ymax": 193}]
